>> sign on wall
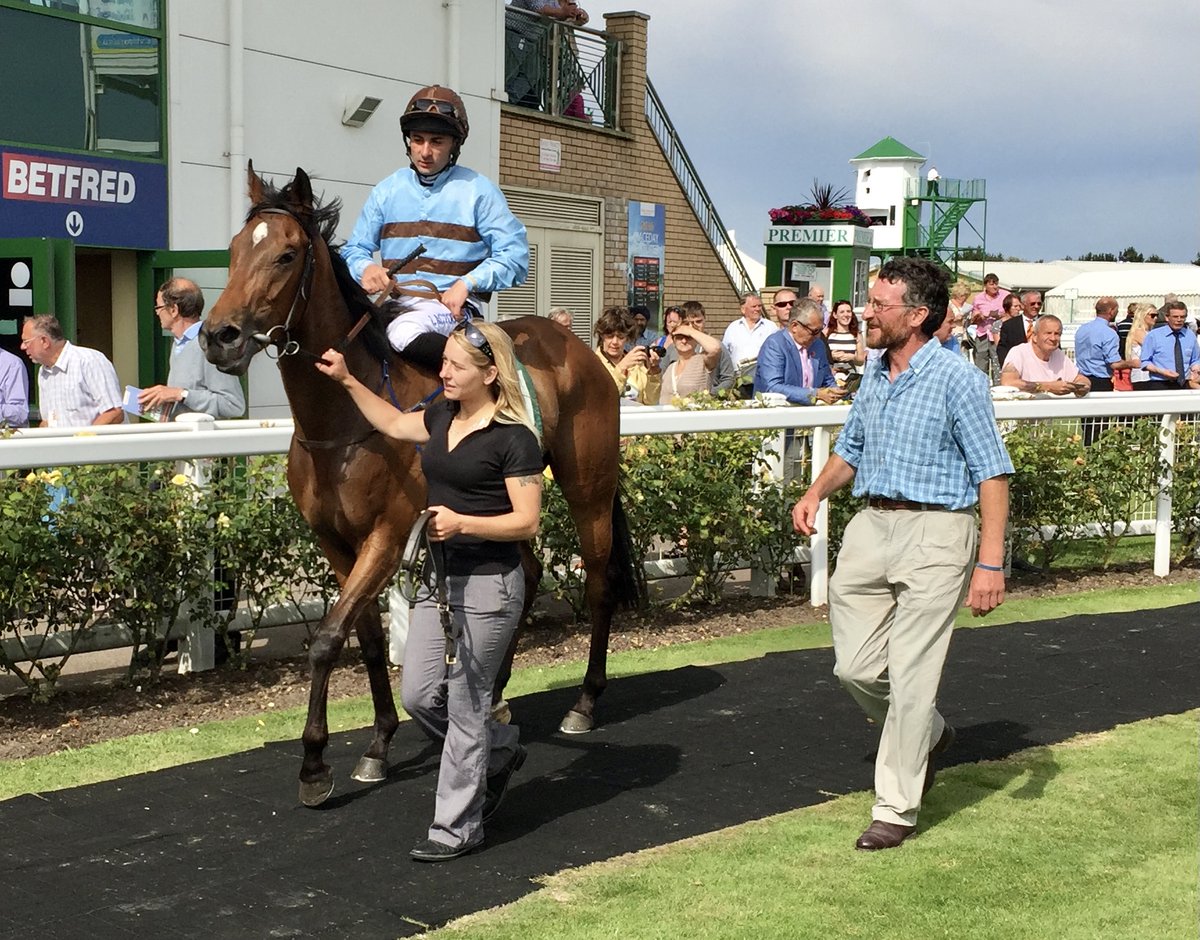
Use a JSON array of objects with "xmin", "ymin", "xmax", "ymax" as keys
[
  {"xmin": 627, "ymin": 200, "xmax": 664, "ymax": 318},
  {"xmin": 1, "ymin": 146, "xmax": 167, "ymax": 249}
]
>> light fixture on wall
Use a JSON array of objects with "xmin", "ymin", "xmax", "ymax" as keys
[{"xmin": 342, "ymin": 95, "xmax": 383, "ymax": 128}]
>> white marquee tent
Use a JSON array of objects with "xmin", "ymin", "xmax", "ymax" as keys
[{"xmin": 1044, "ymin": 265, "xmax": 1200, "ymax": 323}]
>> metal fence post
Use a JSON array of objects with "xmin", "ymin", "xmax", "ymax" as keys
[
  {"xmin": 1154, "ymin": 412, "xmax": 1178, "ymax": 577},
  {"xmin": 749, "ymin": 429, "xmax": 786, "ymax": 597},
  {"xmin": 809, "ymin": 426, "xmax": 831, "ymax": 606},
  {"xmin": 175, "ymin": 413, "xmax": 217, "ymax": 673}
]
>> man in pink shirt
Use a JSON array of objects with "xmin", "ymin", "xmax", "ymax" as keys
[
  {"xmin": 968, "ymin": 273, "xmax": 1008, "ymax": 382},
  {"xmin": 999, "ymin": 315, "xmax": 1090, "ymax": 396}
]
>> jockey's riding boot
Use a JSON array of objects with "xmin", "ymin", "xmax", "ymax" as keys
[{"xmin": 399, "ymin": 331, "xmax": 448, "ymax": 375}]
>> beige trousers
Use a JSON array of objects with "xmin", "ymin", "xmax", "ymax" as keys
[{"xmin": 829, "ymin": 507, "xmax": 977, "ymax": 827}]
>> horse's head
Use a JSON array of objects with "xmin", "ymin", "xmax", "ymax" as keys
[{"xmin": 202, "ymin": 162, "xmax": 318, "ymax": 374}]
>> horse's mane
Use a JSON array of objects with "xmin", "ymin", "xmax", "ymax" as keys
[{"xmin": 247, "ymin": 175, "xmax": 393, "ymax": 365}]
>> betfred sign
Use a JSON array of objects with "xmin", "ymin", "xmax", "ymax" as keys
[
  {"xmin": 0, "ymin": 147, "xmax": 166, "ymax": 249},
  {"xmin": 5, "ymin": 154, "xmax": 137, "ymax": 205}
]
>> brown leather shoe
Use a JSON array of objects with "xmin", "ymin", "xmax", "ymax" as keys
[
  {"xmin": 923, "ymin": 724, "xmax": 956, "ymax": 795},
  {"xmin": 855, "ymin": 820, "xmax": 915, "ymax": 850}
]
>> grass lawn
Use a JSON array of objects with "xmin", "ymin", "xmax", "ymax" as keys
[
  {"xmin": 435, "ymin": 710, "xmax": 1199, "ymax": 940},
  {"xmin": 0, "ymin": 582, "xmax": 1194, "ymax": 802}
]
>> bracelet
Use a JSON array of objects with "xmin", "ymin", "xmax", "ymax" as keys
[{"xmin": 975, "ymin": 562, "xmax": 1004, "ymax": 572}]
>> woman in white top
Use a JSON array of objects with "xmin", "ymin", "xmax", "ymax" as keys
[
  {"xmin": 658, "ymin": 323, "xmax": 721, "ymax": 404},
  {"xmin": 824, "ymin": 300, "xmax": 865, "ymax": 375},
  {"xmin": 1126, "ymin": 302, "xmax": 1159, "ymax": 391}
]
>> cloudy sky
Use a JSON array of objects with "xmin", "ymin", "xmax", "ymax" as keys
[{"xmin": 627, "ymin": 0, "xmax": 1198, "ymax": 266}]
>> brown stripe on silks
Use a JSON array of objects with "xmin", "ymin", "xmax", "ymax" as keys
[
  {"xmin": 381, "ymin": 221, "xmax": 481, "ymax": 242},
  {"xmin": 383, "ymin": 257, "xmax": 479, "ymax": 277}
]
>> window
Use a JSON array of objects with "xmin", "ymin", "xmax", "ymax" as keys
[
  {"xmin": 0, "ymin": 5, "xmax": 162, "ymax": 157},
  {"xmin": 10, "ymin": 0, "xmax": 158, "ymax": 29}
]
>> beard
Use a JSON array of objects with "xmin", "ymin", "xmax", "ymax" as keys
[{"xmin": 865, "ymin": 318, "xmax": 908, "ymax": 350}]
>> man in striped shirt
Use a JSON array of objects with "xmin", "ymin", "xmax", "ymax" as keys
[
  {"xmin": 20, "ymin": 315, "xmax": 123, "ymax": 427},
  {"xmin": 342, "ymin": 85, "xmax": 528, "ymax": 373},
  {"xmin": 793, "ymin": 256, "xmax": 1012, "ymax": 851}
]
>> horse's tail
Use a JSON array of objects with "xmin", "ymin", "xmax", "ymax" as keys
[{"xmin": 607, "ymin": 491, "xmax": 646, "ymax": 611}]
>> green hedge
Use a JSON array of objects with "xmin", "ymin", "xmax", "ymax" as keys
[{"xmin": 1, "ymin": 414, "xmax": 1194, "ymax": 699}]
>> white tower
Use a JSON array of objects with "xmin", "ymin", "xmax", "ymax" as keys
[{"xmin": 850, "ymin": 137, "xmax": 926, "ymax": 252}]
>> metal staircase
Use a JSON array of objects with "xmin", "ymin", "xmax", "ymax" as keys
[
  {"xmin": 905, "ymin": 177, "xmax": 987, "ymax": 276},
  {"xmin": 644, "ymin": 79, "xmax": 754, "ymax": 295}
]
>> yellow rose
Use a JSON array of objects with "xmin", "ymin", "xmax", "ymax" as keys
[{"xmin": 170, "ymin": 473, "xmax": 189, "ymax": 486}]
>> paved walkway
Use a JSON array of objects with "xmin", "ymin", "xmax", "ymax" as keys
[{"xmin": 2, "ymin": 603, "xmax": 1196, "ymax": 939}]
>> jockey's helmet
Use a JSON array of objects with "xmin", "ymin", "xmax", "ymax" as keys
[{"xmin": 400, "ymin": 85, "xmax": 470, "ymax": 143}]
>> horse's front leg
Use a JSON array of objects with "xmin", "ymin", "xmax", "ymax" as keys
[{"xmin": 300, "ymin": 534, "xmax": 400, "ymax": 807}]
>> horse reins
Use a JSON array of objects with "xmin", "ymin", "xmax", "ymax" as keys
[{"xmin": 249, "ymin": 209, "xmax": 428, "ymax": 363}]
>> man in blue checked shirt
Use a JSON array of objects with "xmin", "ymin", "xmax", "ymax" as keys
[
  {"xmin": 342, "ymin": 85, "xmax": 528, "ymax": 373},
  {"xmin": 793, "ymin": 256, "xmax": 1012, "ymax": 852}
]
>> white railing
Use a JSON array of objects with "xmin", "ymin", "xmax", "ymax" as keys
[{"xmin": 3, "ymin": 393, "xmax": 1197, "ymax": 667}]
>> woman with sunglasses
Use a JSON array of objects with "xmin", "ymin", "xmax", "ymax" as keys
[
  {"xmin": 316, "ymin": 320, "xmax": 542, "ymax": 863},
  {"xmin": 1126, "ymin": 302, "xmax": 1160, "ymax": 392}
]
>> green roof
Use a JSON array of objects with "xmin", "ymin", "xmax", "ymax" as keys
[{"xmin": 851, "ymin": 136, "xmax": 925, "ymax": 161}]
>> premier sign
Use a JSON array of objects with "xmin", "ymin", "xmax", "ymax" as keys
[
  {"xmin": 765, "ymin": 224, "xmax": 873, "ymax": 249},
  {"xmin": 0, "ymin": 147, "xmax": 167, "ymax": 249}
]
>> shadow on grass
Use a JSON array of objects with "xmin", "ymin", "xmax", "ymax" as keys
[{"xmin": 921, "ymin": 719, "xmax": 1062, "ymax": 831}]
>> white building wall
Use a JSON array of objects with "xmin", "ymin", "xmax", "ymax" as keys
[
  {"xmin": 853, "ymin": 159, "xmax": 921, "ymax": 252},
  {"xmin": 163, "ymin": 0, "xmax": 506, "ymax": 415}
]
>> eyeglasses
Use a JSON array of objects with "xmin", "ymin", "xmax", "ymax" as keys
[
  {"xmin": 1027, "ymin": 301, "xmax": 1043, "ymax": 308},
  {"xmin": 791, "ymin": 320, "xmax": 819, "ymax": 334},
  {"xmin": 773, "ymin": 299, "xmax": 796, "ymax": 308},
  {"xmin": 409, "ymin": 97, "xmax": 459, "ymax": 118},
  {"xmin": 154, "ymin": 303, "xmax": 171, "ymax": 312},
  {"xmin": 867, "ymin": 300, "xmax": 917, "ymax": 314},
  {"xmin": 456, "ymin": 320, "xmax": 495, "ymax": 363}
]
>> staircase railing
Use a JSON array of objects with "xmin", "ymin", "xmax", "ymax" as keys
[{"xmin": 644, "ymin": 79, "xmax": 754, "ymax": 295}]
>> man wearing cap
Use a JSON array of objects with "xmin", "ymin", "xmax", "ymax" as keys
[{"xmin": 342, "ymin": 85, "xmax": 529, "ymax": 372}]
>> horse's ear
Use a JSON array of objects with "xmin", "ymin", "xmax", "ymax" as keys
[
  {"xmin": 246, "ymin": 160, "xmax": 265, "ymax": 206},
  {"xmin": 290, "ymin": 167, "xmax": 314, "ymax": 212}
]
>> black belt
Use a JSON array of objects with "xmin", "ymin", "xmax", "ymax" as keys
[{"xmin": 866, "ymin": 497, "xmax": 947, "ymax": 512}]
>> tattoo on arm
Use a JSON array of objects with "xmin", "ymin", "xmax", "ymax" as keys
[{"xmin": 514, "ymin": 474, "xmax": 543, "ymax": 487}]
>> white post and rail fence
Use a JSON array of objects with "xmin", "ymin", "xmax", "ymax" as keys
[{"xmin": 1, "ymin": 392, "xmax": 1196, "ymax": 672}]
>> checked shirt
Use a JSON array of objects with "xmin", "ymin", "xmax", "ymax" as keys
[{"xmin": 834, "ymin": 339, "xmax": 1013, "ymax": 510}]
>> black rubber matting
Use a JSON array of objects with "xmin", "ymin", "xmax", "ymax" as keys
[{"xmin": 2, "ymin": 603, "xmax": 1196, "ymax": 938}]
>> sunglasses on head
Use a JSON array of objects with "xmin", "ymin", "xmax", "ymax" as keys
[
  {"xmin": 456, "ymin": 320, "xmax": 495, "ymax": 363},
  {"xmin": 409, "ymin": 98, "xmax": 459, "ymax": 118}
]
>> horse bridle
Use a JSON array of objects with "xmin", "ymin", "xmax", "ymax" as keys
[{"xmin": 250, "ymin": 208, "xmax": 316, "ymax": 360}]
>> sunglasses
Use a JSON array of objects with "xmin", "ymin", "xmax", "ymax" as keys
[
  {"xmin": 409, "ymin": 98, "xmax": 459, "ymax": 118},
  {"xmin": 774, "ymin": 300, "xmax": 796, "ymax": 308},
  {"xmin": 456, "ymin": 320, "xmax": 495, "ymax": 363}
]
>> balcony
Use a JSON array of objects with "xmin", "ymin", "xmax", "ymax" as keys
[
  {"xmin": 504, "ymin": 7, "xmax": 620, "ymax": 129},
  {"xmin": 904, "ymin": 177, "xmax": 987, "ymax": 201}
]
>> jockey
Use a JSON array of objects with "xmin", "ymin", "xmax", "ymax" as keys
[{"xmin": 341, "ymin": 85, "xmax": 529, "ymax": 372}]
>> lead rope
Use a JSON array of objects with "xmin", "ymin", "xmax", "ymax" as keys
[{"xmin": 398, "ymin": 509, "xmax": 458, "ymax": 666}]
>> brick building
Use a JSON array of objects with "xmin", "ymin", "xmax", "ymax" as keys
[{"xmin": 497, "ymin": 11, "xmax": 748, "ymax": 343}]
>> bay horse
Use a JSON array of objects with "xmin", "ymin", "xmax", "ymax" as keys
[{"xmin": 201, "ymin": 164, "xmax": 639, "ymax": 806}]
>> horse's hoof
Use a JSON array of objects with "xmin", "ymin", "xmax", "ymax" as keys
[
  {"xmin": 351, "ymin": 756, "xmax": 388, "ymax": 784},
  {"xmin": 491, "ymin": 699, "xmax": 512, "ymax": 725},
  {"xmin": 299, "ymin": 772, "xmax": 335, "ymax": 807},
  {"xmin": 559, "ymin": 709, "xmax": 594, "ymax": 734}
]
